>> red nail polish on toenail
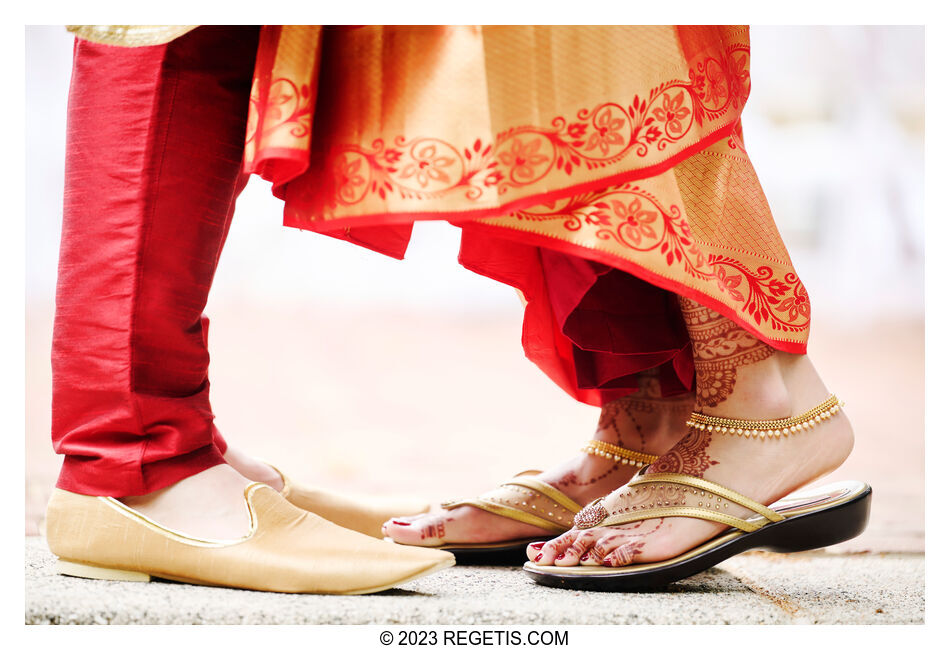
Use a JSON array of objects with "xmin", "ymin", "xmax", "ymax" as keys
[
  {"xmin": 580, "ymin": 552, "xmax": 590, "ymax": 561},
  {"xmin": 529, "ymin": 542, "xmax": 545, "ymax": 550},
  {"xmin": 603, "ymin": 558, "xmax": 613, "ymax": 566},
  {"xmin": 390, "ymin": 520, "xmax": 412, "ymax": 526},
  {"xmin": 534, "ymin": 553, "xmax": 543, "ymax": 562},
  {"xmin": 555, "ymin": 553, "xmax": 565, "ymax": 560}
]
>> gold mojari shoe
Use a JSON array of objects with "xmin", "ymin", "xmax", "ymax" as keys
[
  {"xmin": 271, "ymin": 465, "xmax": 431, "ymax": 539},
  {"xmin": 46, "ymin": 483, "xmax": 454, "ymax": 594}
]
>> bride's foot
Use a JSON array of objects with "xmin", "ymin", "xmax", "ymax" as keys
[
  {"xmin": 118, "ymin": 463, "xmax": 254, "ymax": 539},
  {"xmin": 533, "ymin": 298, "xmax": 854, "ymax": 567},
  {"xmin": 382, "ymin": 391, "xmax": 692, "ymax": 547}
]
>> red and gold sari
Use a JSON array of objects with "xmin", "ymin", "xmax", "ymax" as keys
[{"xmin": 73, "ymin": 25, "xmax": 811, "ymax": 407}]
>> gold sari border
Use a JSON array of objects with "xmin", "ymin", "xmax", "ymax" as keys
[
  {"xmin": 461, "ymin": 220, "xmax": 808, "ymax": 353},
  {"xmin": 283, "ymin": 120, "xmax": 738, "ymax": 231}
]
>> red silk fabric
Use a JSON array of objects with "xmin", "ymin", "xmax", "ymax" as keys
[{"xmin": 53, "ymin": 27, "xmax": 258, "ymax": 495}]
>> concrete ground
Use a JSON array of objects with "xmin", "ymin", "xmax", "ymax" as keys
[{"xmin": 25, "ymin": 538, "xmax": 922, "ymax": 625}]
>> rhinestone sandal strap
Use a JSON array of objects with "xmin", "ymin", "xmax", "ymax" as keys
[
  {"xmin": 573, "ymin": 472, "xmax": 784, "ymax": 531},
  {"xmin": 504, "ymin": 477, "xmax": 583, "ymax": 514},
  {"xmin": 601, "ymin": 506, "xmax": 766, "ymax": 532},
  {"xmin": 631, "ymin": 473, "xmax": 784, "ymax": 523},
  {"xmin": 444, "ymin": 499, "xmax": 568, "ymax": 533},
  {"xmin": 441, "ymin": 475, "xmax": 580, "ymax": 533}
]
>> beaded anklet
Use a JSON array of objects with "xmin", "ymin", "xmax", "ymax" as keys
[
  {"xmin": 686, "ymin": 395, "xmax": 843, "ymax": 440},
  {"xmin": 581, "ymin": 440, "xmax": 659, "ymax": 468}
]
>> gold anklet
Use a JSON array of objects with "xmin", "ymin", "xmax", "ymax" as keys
[
  {"xmin": 685, "ymin": 395, "xmax": 843, "ymax": 440},
  {"xmin": 581, "ymin": 440, "xmax": 659, "ymax": 468}
]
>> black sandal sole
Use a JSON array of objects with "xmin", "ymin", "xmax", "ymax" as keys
[
  {"xmin": 523, "ymin": 484, "xmax": 872, "ymax": 591},
  {"xmin": 443, "ymin": 539, "xmax": 552, "ymax": 565}
]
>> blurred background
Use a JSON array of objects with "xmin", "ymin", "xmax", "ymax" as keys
[{"xmin": 25, "ymin": 26, "xmax": 923, "ymax": 552}]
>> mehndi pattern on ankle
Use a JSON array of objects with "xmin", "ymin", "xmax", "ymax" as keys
[
  {"xmin": 686, "ymin": 394, "xmax": 843, "ymax": 440},
  {"xmin": 581, "ymin": 440, "xmax": 659, "ymax": 468}
]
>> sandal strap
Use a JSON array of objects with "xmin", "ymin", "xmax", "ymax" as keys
[
  {"xmin": 576, "ymin": 472, "xmax": 784, "ymax": 532},
  {"xmin": 603, "ymin": 506, "xmax": 767, "ymax": 533},
  {"xmin": 630, "ymin": 473, "xmax": 785, "ymax": 522},
  {"xmin": 505, "ymin": 476, "xmax": 584, "ymax": 513},
  {"xmin": 441, "ymin": 474, "xmax": 582, "ymax": 533}
]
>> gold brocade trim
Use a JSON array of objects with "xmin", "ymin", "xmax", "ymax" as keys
[{"xmin": 66, "ymin": 25, "xmax": 199, "ymax": 47}]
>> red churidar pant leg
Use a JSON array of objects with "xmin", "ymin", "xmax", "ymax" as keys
[{"xmin": 52, "ymin": 26, "xmax": 259, "ymax": 496}]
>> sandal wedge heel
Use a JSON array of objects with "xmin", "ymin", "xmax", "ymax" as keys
[
  {"xmin": 755, "ymin": 484, "xmax": 871, "ymax": 553},
  {"xmin": 524, "ymin": 478, "xmax": 872, "ymax": 591}
]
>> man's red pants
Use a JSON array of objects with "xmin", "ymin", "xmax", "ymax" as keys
[{"xmin": 52, "ymin": 27, "xmax": 260, "ymax": 496}]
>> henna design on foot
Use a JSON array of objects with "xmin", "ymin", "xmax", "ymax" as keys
[
  {"xmin": 678, "ymin": 296, "xmax": 775, "ymax": 408},
  {"xmin": 419, "ymin": 520, "xmax": 446, "ymax": 541},
  {"xmin": 553, "ymin": 466, "xmax": 621, "ymax": 489},
  {"xmin": 588, "ymin": 533, "xmax": 624, "ymax": 563},
  {"xmin": 594, "ymin": 392, "xmax": 688, "ymax": 447},
  {"xmin": 603, "ymin": 519, "xmax": 664, "ymax": 566},
  {"xmin": 552, "ymin": 394, "xmax": 658, "ymax": 489},
  {"xmin": 647, "ymin": 429, "xmax": 719, "ymax": 477},
  {"xmin": 594, "ymin": 396, "xmax": 648, "ymax": 448}
]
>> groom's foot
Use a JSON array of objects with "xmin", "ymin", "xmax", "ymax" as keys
[
  {"xmin": 382, "ymin": 393, "xmax": 692, "ymax": 547},
  {"xmin": 222, "ymin": 445, "xmax": 284, "ymax": 491},
  {"xmin": 118, "ymin": 463, "xmax": 256, "ymax": 540}
]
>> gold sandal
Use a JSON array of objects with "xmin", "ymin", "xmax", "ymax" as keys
[
  {"xmin": 524, "ymin": 474, "xmax": 871, "ymax": 590},
  {"xmin": 390, "ymin": 470, "xmax": 584, "ymax": 562},
  {"xmin": 524, "ymin": 395, "xmax": 872, "ymax": 590}
]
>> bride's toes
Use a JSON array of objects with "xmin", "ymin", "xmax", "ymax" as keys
[
  {"xmin": 602, "ymin": 540, "xmax": 646, "ymax": 567},
  {"xmin": 383, "ymin": 513, "xmax": 448, "ymax": 546},
  {"xmin": 525, "ymin": 540, "xmax": 546, "ymax": 559},
  {"xmin": 588, "ymin": 533, "xmax": 628, "ymax": 565},
  {"xmin": 381, "ymin": 512, "xmax": 428, "ymax": 537},
  {"xmin": 579, "ymin": 550, "xmax": 599, "ymax": 565},
  {"xmin": 557, "ymin": 530, "xmax": 599, "ymax": 566},
  {"xmin": 531, "ymin": 530, "xmax": 576, "ymax": 564}
]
